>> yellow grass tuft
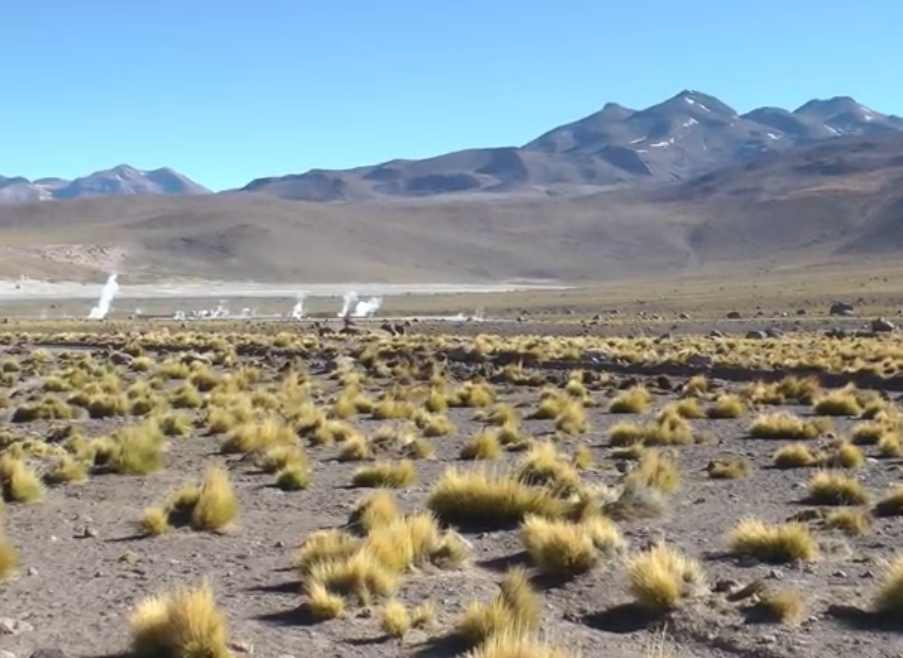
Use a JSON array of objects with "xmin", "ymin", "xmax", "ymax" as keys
[
  {"xmin": 307, "ymin": 582, "xmax": 345, "ymax": 619},
  {"xmin": 0, "ymin": 524, "xmax": 17, "ymax": 581},
  {"xmin": 609, "ymin": 386, "xmax": 651, "ymax": 414},
  {"xmin": 350, "ymin": 490, "xmax": 400, "ymax": 533},
  {"xmin": 352, "ymin": 460, "xmax": 416, "ymax": 488},
  {"xmin": 0, "ymin": 455, "xmax": 45, "ymax": 503},
  {"xmin": 520, "ymin": 515, "xmax": 623, "ymax": 576},
  {"xmin": 307, "ymin": 549, "xmax": 399, "ymax": 604},
  {"xmin": 461, "ymin": 430, "xmax": 503, "ymax": 460},
  {"xmin": 111, "ymin": 422, "xmax": 166, "ymax": 475},
  {"xmin": 627, "ymin": 543, "xmax": 705, "ymax": 612},
  {"xmin": 706, "ymin": 457, "xmax": 750, "ymax": 480},
  {"xmin": 757, "ymin": 588, "xmax": 806, "ymax": 625},
  {"xmin": 456, "ymin": 567, "xmax": 540, "ymax": 646},
  {"xmin": 875, "ymin": 485, "xmax": 903, "ymax": 517},
  {"xmin": 873, "ymin": 555, "xmax": 903, "ymax": 617},
  {"xmin": 728, "ymin": 518, "xmax": 818, "ymax": 563},
  {"xmin": 750, "ymin": 413, "xmax": 821, "ymax": 440},
  {"xmin": 429, "ymin": 468, "xmax": 567, "ymax": 527},
  {"xmin": 380, "ymin": 599, "xmax": 411, "ymax": 638},
  {"xmin": 808, "ymin": 470, "xmax": 869, "ymax": 505},
  {"xmin": 626, "ymin": 450, "xmax": 680, "ymax": 494},
  {"xmin": 706, "ymin": 394, "xmax": 746, "ymax": 419},
  {"xmin": 465, "ymin": 632, "xmax": 576, "ymax": 658},
  {"xmin": 773, "ymin": 443, "xmax": 819, "ymax": 468},
  {"xmin": 129, "ymin": 581, "xmax": 231, "ymax": 658},
  {"xmin": 825, "ymin": 508, "xmax": 873, "ymax": 536},
  {"xmin": 813, "ymin": 387, "xmax": 862, "ymax": 416},
  {"xmin": 141, "ymin": 506, "xmax": 171, "ymax": 536},
  {"xmin": 191, "ymin": 466, "xmax": 238, "ymax": 531}
]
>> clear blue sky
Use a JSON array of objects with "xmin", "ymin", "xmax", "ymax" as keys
[{"xmin": 3, "ymin": 1, "xmax": 901, "ymax": 191}]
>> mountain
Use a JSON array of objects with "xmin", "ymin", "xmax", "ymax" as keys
[
  {"xmin": 242, "ymin": 90, "xmax": 903, "ymax": 201},
  {"xmin": 0, "ymin": 165, "xmax": 209, "ymax": 204}
]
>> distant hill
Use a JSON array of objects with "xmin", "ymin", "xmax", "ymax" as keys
[
  {"xmin": 0, "ymin": 165, "xmax": 209, "ymax": 204},
  {"xmin": 240, "ymin": 90, "xmax": 903, "ymax": 200}
]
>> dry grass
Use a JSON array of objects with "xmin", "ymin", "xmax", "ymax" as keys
[
  {"xmin": 380, "ymin": 599, "xmax": 411, "ymax": 638},
  {"xmin": 456, "ymin": 567, "xmax": 540, "ymax": 646},
  {"xmin": 0, "ymin": 524, "xmax": 17, "ymax": 581},
  {"xmin": 0, "ymin": 455, "xmax": 44, "ymax": 503},
  {"xmin": 808, "ymin": 471, "xmax": 869, "ymax": 505},
  {"xmin": 429, "ymin": 468, "xmax": 566, "ymax": 527},
  {"xmin": 706, "ymin": 394, "xmax": 746, "ymax": 419},
  {"xmin": 307, "ymin": 550, "xmax": 399, "ymax": 604},
  {"xmin": 873, "ymin": 555, "xmax": 903, "ymax": 618},
  {"xmin": 307, "ymin": 581, "xmax": 346, "ymax": 619},
  {"xmin": 756, "ymin": 588, "xmax": 807, "ymax": 625},
  {"xmin": 515, "ymin": 443, "xmax": 582, "ymax": 497},
  {"xmin": 141, "ymin": 507, "xmax": 171, "ymax": 536},
  {"xmin": 773, "ymin": 443, "xmax": 819, "ymax": 468},
  {"xmin": 520, "ymin": 515, "xmax": 612, "ymax": 576},
  {"xmin": 110, "ymin": 422, "xmax": 166, "ymax": 475},
  {"xmin": 813, "ymin": 388, "xmax": 862, "ymax": 416},
  {"xmin": 350, "ymin": 490, "xmax": 400, "ymax": 533},
  {"xmin": 825, "ymin": 508, "xmax": 873, "ymax": 536},
  {"xmin": 191, "ymin": 465, "xmax": 238, "ymax": 531},
  {"xmin": 625, "ymin": 450, "xmax": 680, "ymax": 494},
  {"xmin": 461, "ymin": 430, "xmax": 503, "ymax": 460},
  {"xmin": 295, "ymin": 529, "xmax": 361, "ymax": 575},
  {"xmin": 728, "ymin": 518, "xmax": 818, "ymax": 563},
  {"xmin": 878, "ymin": 432, "xmax": 903, "ymax": 458},
  {"xmin": 609, "ymin": 386, "xmax": 651, "ymax": 414},
  {"xmin": 465, "ymin": 632, "xmax": 576, "ymax": 658},
  {"xmin": 627, "ymin": 543, "xmax": 705, "ymax": 612},
  {"xmin": 352, "ymin": 460, "xmax": 416, "ymax": 488},
  {"xmin": 706, "ymin": 456, "xmax": 750, "ymax": 479},
  {"xmin": 825, "ymin": 441, "xmax": 865, "ymax": 469},
  {"xmin": 750, "ymin": 413, "xmax": 821, "ymax": 440},
  {"xmin": 129, "ymin": 581, "xmax": 231, "ymax": 658},
  {"xmin": 275, "ymin": 463, "xmax": 311, "ymax": 490}
]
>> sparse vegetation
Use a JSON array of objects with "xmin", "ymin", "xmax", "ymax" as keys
[
  {"xmin": 728, "ymin": 518, "xmax": 818, "ymax": 563},
  {"xmin": 627, "ymin": 543, "xmax": 705, "ymax": 612},
  {"xmin": 808, "ymin": 470, "xmax": 869, "ymax": 505}
]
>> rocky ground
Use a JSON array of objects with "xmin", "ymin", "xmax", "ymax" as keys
[{"xmin": 1, "ymin": 322, "xmax": 903, "ymax": 658}]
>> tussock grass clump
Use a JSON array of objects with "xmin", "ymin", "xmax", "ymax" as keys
[
  {"xmin": 728, "ymin": 518, "xmax": 818, "ymax": 563},
  {"xmin": 515, "ymin": 443, "xmax": 582, "ymax": 497},
  {"xmin": 223, "ymin": 417, "xmax": 295, "ymax": 454},
  {"xmin": 808, "ymin": 471, "xmax": 868, "ymax": 505},
  {"xmin": 465, "ymin": 632, "xmax": 576, "ymax": 658},
  {"xmin": 12, "ymin": 396, "xmax": 74, "ymax": 423},
  {"xmin": 456, "ymin": 568, "xmax": 539, "ymax": 646},
  {"xmin": 169, "ymin": 383, "xmax": 204, "ymax": 410},
  {"xmin": 707, "ymin": 394, "xmax": 746, "ymax": 419},
  {"xmin": 673, "ymin": 398, "xmax": 704, "ymax": 419},
  {"xmin": 295, "ymin": 529, "xmax": 361, "ymax": 575},
  {"xmin": 338, "ymin": 432, "xmax": 371, "ymax": 461},
  {"xmin": 627, "ymin": 543, "xmax": 705, "ymax": 612},
  {"xmin": 461, "ymin": 430, "xmax": 503, "ymax": 460},
  {"xmin": 609, "ymin": 386, "xmax": 651, "ymax": 414},
  {"xmin": 573, "ymin": 444, "xmax": 593, "ymax": 470},
  {"xmin": 608, "ymin": 421, "xmax": 644, "ymax": 446},
  {"xmin": 813, "ymin": 387, "xmax": 862, "ymax": 417},
  {"xmin": 0, "ymin": 524, "xmax": 17, "ymax": 581},
  {"xmin": 428, "ymin": 468, "xmax": 566, "ymax": 527},
  {"xmin": 825, "ymin": 508, "xmax": 873, "ymax": 536},
  {"xmin": 44, "ymin": 454, "xmax": 88, "ymax": 485},
  {"xmin": 750, "ymin": 413, "xmax": 821, "ymax": 440},
  {"xmin": 129, "ymin": 581, "xmax": 231, "ymax": 658},
  {"xmin": 604, "ymin": 479, "xmax": 666, "ymax": 521},
  {"xmin": 520, "ymin": 515, "xmax": 623, "ymax": 576},
  {"xmin": 852, "ymin": 421, "xmax": 886, "ymax": 445},
  {"xmin": 554, "ymin": 399, "xmax": 589, "ymax": 435},
  {"xmin": 0, "ymin": 455, "xmax": 45, "ymax": 503},
  {"xmin": 191, "ymin": 465, "xmax": 238, "ymax": 531},
  {"xmin": 380, "ymin": 599, "xmax": 411, "ymax": 638},
  {"xmin": 873, "ymin": 555, "xmax": 903, "ymax": 618},
  {"xmin": 644, "ymin": 411, "xmax": 694, "ymax": 446},
  {"xmin": 479, "ymin": 403, "xmax": 520, "ymax": 428},
  {"xmin": 825, "ymin": 441, "xmax": 865, "ymax": 469},
  {"xmin": 773, "ymin": 443, "xmax": 819, "ymax": 468},
  {"xmin": 349, "ymin": 490, "xmax": 400, "ymax": 533},
  {"xmin": 307, "ymin": 550, "xmax": 399, "ymax": 604},
  {"xmin": 307, "ymin": 582, "xmax": 345, "ymax": 619},
  {"xmin": 415, "ymin": 411, "xmax": 456, "ymax": 437},
  {"xmin": 682, "ymin": 375, "xmax": 709, "ymax": 397},
  {"xmin": 352, "ymin": 460, "xmax": 416, "ymax": 488},
  {"xmin": 157, "ymin": 413, "xmax": 192, "ymax": 438},
  {"xmin": 706, "ymin": 457, "xmax": 750, "ymax": 480},
  {"xmin": 448, "ymin": 381, "xmax": 496, "ymax": 408},
  {"xmin": 258, "ymin": 445, "xmax": 307, "ymax": 474},
  {"xmin": 275, "ymin": 463, "xmax": 311, "ymax": 490},
  {"xmin": 625, "ymin": 450, "xmax": 680, "ymax": 494},
  {"xmin": 110, "ymin": 422, "xmax": 166, "ymax": 475},
  {"xmin": 756, "ymin": 588, "xmax": 806, "ymax": 625},
  {"xmin": 875, "ymin": 485, "xmax": 903, "ymax": 517},
  {"xmin": 141, "ymin": 507, "xmax": 171, "ymax": 536},
  {"xmin": 878, "ymin": 432, "xmax": 903, "ymax": 458}
]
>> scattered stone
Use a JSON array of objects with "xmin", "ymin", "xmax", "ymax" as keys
[
  {"xmin": 79, "ymin": 526, "xmax": 98, "ymax": 539},
  {"xmin": 726, "ymin": 311, "xmax": 742, "ymax": 319},
  {"xmin": 872, "ymin": 317, "xmax": 895, "ymax": 333},
  {"xmin": 678, "ymin": 312, "xmax": 690, "ymax": 319},
  {"xmin": 745, "ymin": 330, "xmax": 767, "ymax": 339},
  {"xmin": 709, "ymin": 329, "xmax": 724, "ymax": 338},
  {"xmin": 26, "ymin": 567, "xmax": 38, "ymax": 576},
  {"xmin": 767, "ymin": 568, "xmax": 784, "ymax": 580},
  {"xmin": 833, "ymin": 570, "xmax": 848, "ymax": 579},
  {"xmin": 766, "ymin": 328, "xmax": 783, "ymax": 338},
  {"xmin": 830, "ymin": 302, "xmax": 855, "ymax": 316},
  {"xmin": 714, "ymin": 579, "xmax": 740, "ymax": 593},
  {"xmin": 229, "ymin": 639, "xmax": 254, "ymax": 654},
  {"xmin": 0, "ymin": 618, "xmax": 34, "ymax": 635},
  {"xmin": 655, "ymin": 375, "xmax": 672, "ymax": 390}
]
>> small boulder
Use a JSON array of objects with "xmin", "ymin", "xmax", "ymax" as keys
[
  {"xmin": 830, "ymin": 302, "xmax": 855, "ymax": 317},
  {"xmin": 872, "ymin": 317, "xmax": 895, "ymax": 333},
  {"xmin": 726, "ymin": 311, "xmax": 742, "ymax": 319},
  {"xmin": 745, "ymin": 330, "xmax": 767, "ymax": 340}
]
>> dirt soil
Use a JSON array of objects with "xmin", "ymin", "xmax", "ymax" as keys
[{"xmin": 2, "ymin": 323, "xmax": 903, "ymax": 658}]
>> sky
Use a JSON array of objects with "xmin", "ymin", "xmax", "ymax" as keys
[{"xmin": 3, "ymin": 1, "xmax": 902, "ymax": 191}]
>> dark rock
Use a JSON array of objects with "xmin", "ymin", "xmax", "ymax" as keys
[
  {"xmin": 830, "ymin": 301, "xmax": 855, "ymax": 316},
  {"xmin": 765, "ymin": 328, "xmax": 783, "ymax": 338},
  {"xmin": 29, "ymin": 651, "xmax": 68, "ymax": 658},
  {"xmin": 726, "ymin": 311, "xmax": 741, "ymax": 319},
  {"xmin": 872, "ymin": 317, "xmax": 895, "ymax": 333},
  {"xmin": 655, "ymin": 375, "xmax": 672, "ymax": 390},
  {"xmin": 745, "ymin": 330, "xmax": 767, "ymax": 339}
]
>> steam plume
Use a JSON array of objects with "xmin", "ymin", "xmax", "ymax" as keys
[{"xmin": 88, "ymin": 273, "xmax": 119, "ymax": 320}]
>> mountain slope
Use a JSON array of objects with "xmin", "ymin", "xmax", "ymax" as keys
[
  {"xmin": 241, "ymin": 91, "xmax": 903, "ymax": 201},
  {"xmin": 0, "ymin": 165, "xmax": 209, "ymax": 204}
]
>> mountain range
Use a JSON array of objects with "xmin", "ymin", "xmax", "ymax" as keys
[
  {"xmin": 1, "ymin": 90, "xmax": 902, "ymax": 284},
  {"xmin": 2, "ymin": 91, "xmax": 901, "ymax": 205},
  {"xmin": 0, "ymin": 165, "xmax": 209, "ymax": 205}
]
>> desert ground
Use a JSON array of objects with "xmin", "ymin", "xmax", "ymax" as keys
[{"xmin": 3, "ymin": 276, "xmax": 903, "ymax": 658}]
